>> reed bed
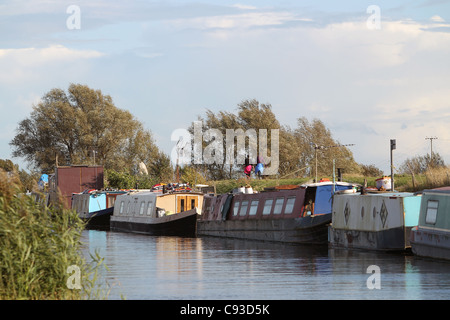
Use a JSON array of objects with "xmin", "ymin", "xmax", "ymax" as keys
[
  {"xmin": 399, "ymin": 166, "xmax": 450, "ymax": 191},
  {"xmin": 0, "ymin": 170, "xmax": 106, "ymax": 300}
]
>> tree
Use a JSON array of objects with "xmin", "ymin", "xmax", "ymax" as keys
[
  {"xmin": 146, "ymin": 150, "xmax": 174, "ymax": 183},
  {"xmin": 10, "ymin": 84, "xmax": 169, "ymax": 176},
  {"xmin": 180, "ymin": 165, "xmax": 207, "ymax": 186},
  {"xmin": 0, "ymin": 159, "xmax": 15, "ymax": 172},
  {"xmin": 189, "ymin": 99, "xmax": 282, "ymax": 179},
  {"xmin": 188, "ymin": 110, "xmax": 240, "ymax": 180},
  {"xmin": 399, "ymin": 152, "xmax": 445, "ymax": 175},
  {"xmin": 294, "ymin": 117, "xmax": 360, "ymax": 179},
  {"xmin": 360, "ymin": 164, "xmax": 383, "ymax": 177},
  {"xmin": 0, "ymin": 159, "xmax": 39, "ymax": 192},
  {"xmin": 187, "ymin": 99, "xmax": 360, "ymax": 180}
]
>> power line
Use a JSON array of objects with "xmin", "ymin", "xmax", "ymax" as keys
[{"xmin": 311, "ymin": 143, "xmax": 355, "ymax": 182}]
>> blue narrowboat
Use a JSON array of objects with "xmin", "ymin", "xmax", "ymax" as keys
[{"xmin": 72, "ymin": 190, "xmax": 127, "ymax": 230}]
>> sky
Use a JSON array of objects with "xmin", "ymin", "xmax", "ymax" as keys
[{"xmin": 1, "ymin": 0, "xmax": 450, "ymax": 175}]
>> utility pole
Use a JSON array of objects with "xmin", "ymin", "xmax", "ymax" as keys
[
  {"xmin": 311, "ymin": 143, "xmax": 355, "ymax": 182},
  {"xmin": 425, "ymin": 136, "xmax": 438, "ymax": 166},
  {"xmin": 390, "ymin": 139, "xmax": 396, "ymax": 191}
]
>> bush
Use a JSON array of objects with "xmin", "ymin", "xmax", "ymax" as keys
[
  {"xmin": 0, "ymin": 170, "xmax": 106, "ymax": 300},
  {"xmin": 106, "ymin": 169, "xmax": 157, "ymax": 189}
]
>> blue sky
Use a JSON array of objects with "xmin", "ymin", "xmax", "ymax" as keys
[{"xmin": 1, "ymin": 0, "xmax": 450, "ymax": 175}]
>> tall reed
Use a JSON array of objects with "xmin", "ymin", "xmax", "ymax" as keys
[
  {"xmin": 0, "ymin": 170, "xmax": 107, "ymax": 299},
  {"xmin": 424, "ymin": 166, "xmax": 450, "ymax": 189}
]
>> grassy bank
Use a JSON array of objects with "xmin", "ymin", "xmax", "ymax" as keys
[
  {"xmin": 209, "ymin": 168, "xmax": 450, "ymax": 194},
  {"xmin": 0, "ymin": 170, "xmax": 106, "ymax": 300}
]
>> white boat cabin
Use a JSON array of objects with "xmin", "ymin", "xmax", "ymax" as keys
[{"xmin": 113, "ymin": 191, "xmax": 204, "ymax": 218}]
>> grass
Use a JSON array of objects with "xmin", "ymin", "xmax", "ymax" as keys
[
  {"xmin": 208, "ymin": 167, "xmax": 450, "ymax": 194},
  {"xmin": 395, "ymin": 166, "xmax": 450, "ymax": 192},
  {"xmin": 0, "ymin": 170, "xmax": 107, "ymax": 300}
]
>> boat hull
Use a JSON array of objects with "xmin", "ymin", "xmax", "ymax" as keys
[
  {"xmin": 328, "ymin": 226, "xmax": 411, "ymax": 251},
  {"xmin": 110, "ymin": 209, "xmax": 198, "ymax": 237},
  {"xmin": 197, "ymin": 213, "xmax": 331, "ymax": 244},
  {"xmin": 80, "ymin": 207, "xmax": 114, "ymax": 230},
  {"xmin": 329, "ymin": 193, "xmax": 421, "ymax": 251},
  {"xmin": 410, "ymin": 227, "xmax": 450, "ymax": 261}
]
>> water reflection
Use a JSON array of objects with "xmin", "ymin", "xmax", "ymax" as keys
[{"xmin": 82, "ymin": 230, "xmax": 450, "ymax": 300}]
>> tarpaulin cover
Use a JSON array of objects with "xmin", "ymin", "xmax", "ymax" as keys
[{"xmin": 314, "ymin": 184, "xmax": 353, "ymax": 215}]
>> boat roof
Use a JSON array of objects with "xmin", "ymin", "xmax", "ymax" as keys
[
  {"xmin": 120, "ymin": 190, "xmax": 203, "ymax": 197},
  {"xmin": 300, "ymin": 181, "xmax": 359, "ymax": 188},
  {"xmin": 422, "ymin": 187, "xmax": 450, "ymax": 195},
  {"xmin": 118, "ymin": 190, "xmax": 156, "ymax": 197},
  {"xmin": 349, "ymin": 192, "xmax": 418, "ymax": 198}
]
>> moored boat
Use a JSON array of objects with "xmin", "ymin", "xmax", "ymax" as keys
[
  {"xmin": 197, "ymin": 181, "xmax": 357, "ymax": 244},
  {"xmin": 329, "ymin": 191, "xmax": 421, "ymax": 251},
  {"xmin": 110, "ymin": 191, "xmax": 204, "ymax": 237},
  {"xmin": 410, "ymin": 188, "xmax": 450, "ymax": 261},
  {"xmin": 72, "ymin": 189, "xmax": 127, "ymax": 230}
]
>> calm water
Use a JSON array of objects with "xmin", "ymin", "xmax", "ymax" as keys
[{"xmin": 82, "ymin": 229, "xmax": 450, "ymax": 300}]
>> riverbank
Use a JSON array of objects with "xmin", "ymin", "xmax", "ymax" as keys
[
  {"xmin": 0, "ymin": 170, "xmax": 106, "ymax": 300},
  {"xmin": 209, "ymin": 167, "xmax": 450, "ymax": 194}
]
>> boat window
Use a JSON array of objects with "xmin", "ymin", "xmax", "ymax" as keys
[
  {"xmin": 139, "ymin": 202, "xmax": 145, "ymax": 215},
  {"xmin": 249, "ymin": 200, "xmax": 259, "ymax": 215},
  {"xmin": 119, "ymin": 201, "xmax": 124, "ymax": 215},
  {"xmin": 233, "ymin": 201, "xmax": 240, "ymax": 216},
  {"xmin": 239, "ymin": 200, "xmax": 249, "ymax": 216},
  {"xmin": 180, "ymin": 199, "xmax": 185, "ymax": 212},
  {"xmin": 126, "ymin": 201, "xmax": 131, "ymax": 215},
  {"xmin": 191, "ymin": 199, "xmax": 196, "ymax": 210},
  {"xmin": 273, "ymin": 197, "xmax": 284, "ymax": 215},
  {"xmin": 425, "ymin": 200, "xmax": 439, "ymax": 224},
  {"xmin": 284, "ymin": 197, "xmax": 296, "ymax": 214},
  {"xmin": 263, "ymin": 199, "xmax": 273, "ymax": 215},
  {"xmin": 147, "ymin": 201, "xmax": 153, "ymax": 216}
]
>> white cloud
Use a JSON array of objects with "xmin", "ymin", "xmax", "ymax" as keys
[
  {"xmin": 0, "ymin": 45, "xmax": 104, "ymax": 64},
  {"xmin": 231, "ymin": 4, "xmax": 257, "ymax": 10},
  {"xmin": 0, "ymin": 0, "xmax": 64, "ymax": 16},
  {"xmin": 0, "ymin": 45, "xmax": 104, "ymax": 83},
  {"xmin": 431, "ymin": 15, "xmax": 445, "ymax": 22},
  {"xmin": 167, "ymin": 11, "xmax": 310, "ymax": 30},
  {"xmin": 2, "ymin": 1, "xmax": 450, "ymax": 174}
]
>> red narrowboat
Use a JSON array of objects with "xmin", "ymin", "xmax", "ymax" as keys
[{"xmin": 198, "ymin": 181, "xmax": 357, "ymax": 244}]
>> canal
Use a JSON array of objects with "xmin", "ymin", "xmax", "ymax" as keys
[{"xmin": 82, "ymin": 229, "xmax": 450, "ymax": 300}]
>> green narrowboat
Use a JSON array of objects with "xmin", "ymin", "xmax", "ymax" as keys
[{"xmin": 410, "ymin": 188, "xmax": 450, "ymax": 261}]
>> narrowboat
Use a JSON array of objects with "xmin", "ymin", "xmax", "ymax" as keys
[
  {"xmin": 71, "ymin": 190, "xmax": 127, "ymax": 230},
  {"xmin": 410, "ymin": 188, "xmax": 450, "ymax": 261},
  {"xmin": 110, "ymin": 191, "xmax": 204, "ymax": 237},
  {"xmin": 329, "ymin": 191, "xmax": 421, "ymax": 251},
  {"xmin": 197, "ymin": 181, "xmax": 357, "ymax": 244}
]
